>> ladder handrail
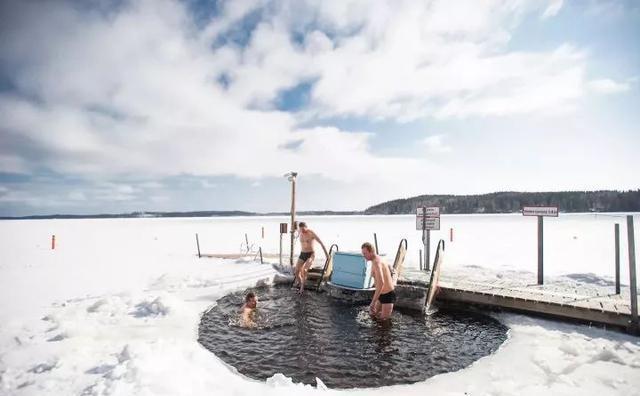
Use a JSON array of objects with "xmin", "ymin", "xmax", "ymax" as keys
[
  {"xmin": 432, "ymin": 239, "xmax": 445, "ymax": 268},
  {"xmin": 316, "ymin": 244, "xmax": 339, "ymax": 291},
  {"xmin": 393, "ymin": 238, "xmax": 408, "ymax": 271},
  {"xmin": 425, "ymin": 239, "xmax": 446, "ymax": 310}
]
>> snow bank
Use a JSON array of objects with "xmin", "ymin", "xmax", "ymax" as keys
[{"xmin": 0, "ymin": 217, "xmax": 639, "ymax": 395}]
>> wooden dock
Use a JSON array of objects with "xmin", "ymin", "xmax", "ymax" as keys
[{"xmin": 402, "ymin": 269, "xmax": 638, "ymax": 331}]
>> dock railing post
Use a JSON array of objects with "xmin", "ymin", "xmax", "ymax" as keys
[
  {"xmin": 615, "ymin": 223, "xmax": 620, "ymax": 294},
  {"xmin": 626, "ymin": 215, "xmax": 638, "ymax": 329},
  {"xmin": 537, "ymin": 216, "xmax": 544, "ymax": 285}
]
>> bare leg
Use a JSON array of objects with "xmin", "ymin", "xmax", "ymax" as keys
[
  {"xmin": 378, "ymin": 303, "xmax": 394, "ymax": 320},
  {"xmin": 298, "ymin": 256, "xmax": 314, "ymax": 293},
  {"xmin": 293, "ymin": 259, "xmax": 304, "ymax": 287}
]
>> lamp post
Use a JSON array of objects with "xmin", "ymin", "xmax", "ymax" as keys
[{"xmin": 284, "ymin": 172, "xmax": 298, "ymax": 266}]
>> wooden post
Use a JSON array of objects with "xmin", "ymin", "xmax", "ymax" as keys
[
  {"xmin": 51, "ymin": 235, "xmax": 56, "ymax": 250},
  {"xmin": 615, "ymin": 223, "xmax": 620, "ymax": 294},
  {"xmin": 289, "ymin": 173, "xmax": 297, "ymax": 266},
  {"xmin": 195, "ymin": 233, "xmax": 201, "ymax": 258},
  {"xmin": 259, "ymin": 247, "xmax": 264, "ymax": 264},
  {"xmin": 374, "ymin": 233, "xmax": 379, "ymax": 254},
  {"xmin": 537, "ymin": 216, "xmax": 544, "ymax": 285},
  {"xmin": 627, "ymin": 215, "xmax": 638, "ymax": 326},
  {"xmin": 450, "ymin": 228, "xmax": 453, "ymax": 242},
  {"xmin": 261, "ymin": 227, "xmax": 264, "ymax": 239},
  {"xmin": 419, "ymin": 249, "xmax": 423, "ymax": 271}
]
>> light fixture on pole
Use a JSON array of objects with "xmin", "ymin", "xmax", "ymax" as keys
[{"xmin": 283, "ymin": 172, "xmax": 298, "ymax": 266}]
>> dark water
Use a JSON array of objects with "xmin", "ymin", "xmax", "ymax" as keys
[{"xmin": 198, "ymin": 286, "xmax": 507, "ymax": 389}]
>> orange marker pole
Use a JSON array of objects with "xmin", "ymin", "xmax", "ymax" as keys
[{"xmin": 51, "ymin": 235, "xmax": 56, "ymax": 250}]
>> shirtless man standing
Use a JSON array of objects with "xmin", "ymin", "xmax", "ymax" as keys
[
  {"xmin": 362, "ymin": 242, "xmax": 396, "ymax": 320},
  {"xmin": 294, "ymin": 222, "xmax": 329, "ymax": 294}
]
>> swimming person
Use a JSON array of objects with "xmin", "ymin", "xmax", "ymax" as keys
[
  {"xmin": 294, "ymin": 222, "xmax": 329, "ymax": 294},
  {"xmin": 240, "ymin": 292, "xmax": 258, "ymax": 328},
  {"xmin": 362, "ymin": 242, "xmax": 396, "ymax": 320}
]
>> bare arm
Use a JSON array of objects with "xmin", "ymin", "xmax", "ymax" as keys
[
  {"xmin": 371, "ymin": 260, "xmax": 385, "ymax": 303},
  {"xmin": 312, "ymin": 231, "xmax": 329, "ymax": 257}
]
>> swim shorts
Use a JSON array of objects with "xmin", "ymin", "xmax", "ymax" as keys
[
  {"xmin": 298, "ymin": 251, "xmax": 314, "ymax": 262},
  {"xmin": 378, "ymin": 290, "xmax": 397, "ymax": 304}
]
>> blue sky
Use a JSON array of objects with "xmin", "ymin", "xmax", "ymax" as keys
[{"xmin": 0, "ymin": 0, "xmax": 638, "ymax": 216}]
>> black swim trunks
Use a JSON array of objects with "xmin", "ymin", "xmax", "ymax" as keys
[
  {"xmin": 298, "ymin": 251, "xmax": 314, "ymax": 262},
  {"xmin": 379, "ymin": 290, "xmax": 397, "ymax": 304}
]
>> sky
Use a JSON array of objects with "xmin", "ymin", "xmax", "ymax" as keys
[{"xmin": 0, "ymin": 0, "xmax": 638, "ymax": 216}]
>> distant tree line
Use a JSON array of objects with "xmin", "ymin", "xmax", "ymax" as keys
[{"xmin": 364, "ymin": 190, "xmax": 640, "ymax": 215}]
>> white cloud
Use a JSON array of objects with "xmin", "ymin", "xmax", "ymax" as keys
[
  {"xmin": 587, "ymin": 79, "xmax": 631, "ymax": 94},
  {"xmin": 0, "ymin": 0, "xmax": 631, "ymax": 194},
  {"xmin": 423, "ymin": 135, "xmax": 452, "ymax": 154},
  {"xmin": 68, "ymin": 191, "xmax": 87, "ymax": 201},
  {"xmin": 542, "ymin": 0, "xmax": 563, "ymax": 19},
  {"xmin": 200, "ymin": 180, "xmax": 218, "ymax": 189}
]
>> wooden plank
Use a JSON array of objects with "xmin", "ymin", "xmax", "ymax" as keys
[{"xmin": 439, "ymin": 287, "xmax": 632, "ymax": 328}]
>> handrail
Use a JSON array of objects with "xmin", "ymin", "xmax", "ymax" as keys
[
  {"xmin": 432, "ymin": 239, "xmax": 445, "ymax": 268},
  {"xmin": 393, "ymin": 238, "xmax": 408, "ymax": 271},
  {"xmin": 316, "ymin": 244, "xmax": 339, "ymax": 291},
  {"xmin": 425, "ymin": 239, "xmax": 446, "ymax": 310}
]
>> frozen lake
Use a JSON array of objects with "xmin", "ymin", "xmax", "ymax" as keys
[{"xmin": 0, "ymin": 213, "xmax": 639, "ymax": 395}]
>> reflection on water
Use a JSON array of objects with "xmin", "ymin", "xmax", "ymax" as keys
[{"xmin": 199, "ymin": 285, "xmax": 507, "ymax": 389}]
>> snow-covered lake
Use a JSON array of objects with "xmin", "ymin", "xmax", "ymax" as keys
[{"xmin": 0, "ymin": 214, "xmax": 639, "ymax": 395}]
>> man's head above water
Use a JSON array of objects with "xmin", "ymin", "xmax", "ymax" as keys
[{"xmin": 245, "ymin": 292, "xmax": 257, "ymax": 309}]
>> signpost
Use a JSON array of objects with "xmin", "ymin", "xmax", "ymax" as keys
[
  {"xmin": 523, "ymin": 206, "xmax": 558, "ymax": 285},
  {"xmin": 417, "ymin": 207, "xmax": 440, "ymax": 271}
]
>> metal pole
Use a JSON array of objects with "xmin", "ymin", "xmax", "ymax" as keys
[
  {"xmin": 279, "ymin": 233, "xmax": 283, "ymax": 266},
  {"xmin": 374, "ymin": 233, "xmax": 379, "ymax": 254},
  {"xmin": 537, "ymin": 216, "xmax": 544, "ymax": 285},
  {"xmin": 195, "ymin": 233, "xmax": 201, "ymax": 258},
  {"xmin": 419, "ymin": 249, "xmax": 423, "ymax": 271},
  {"xmin": 426, "ymin": 230, "xmax": 431, "ymax": 271},
  {"xmin": 289, "ymin": 174, "xmax": 296, "ymax": 266},
  {"xmin": 615, "ymin": 223, "xmax": 620, "ymax": 294},
  {"xmin": 422, "ymin": 229, "xmax": 428, "ymax": 271},
  {"xmin": 627, "ymin": 215, "xmax": 638, "ymax": 326}
]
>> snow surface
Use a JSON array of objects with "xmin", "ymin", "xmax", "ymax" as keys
[{"xmin": 0, "ymin": 215, "xmax": 639, "ymax": 395}]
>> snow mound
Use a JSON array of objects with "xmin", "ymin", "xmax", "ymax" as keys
[
  {"xmin": 562, "ymin": 273, "xmax": 617, "ymax": 287},
  {"xmin": 131, "ymin": 297, "xmax": 171, "ymax": 318}
]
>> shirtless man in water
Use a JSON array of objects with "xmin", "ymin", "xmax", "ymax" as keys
[
  {"xmin": 240, "ymin": 292, "xmax": 258, "ymax": 328},
  {"xmin": 294, "ymin": 222, "xmax": 328, "ymax": 294},
  {"xmin": 362, "ymin": 242, "xmax": 396, "ymax": 320}
]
